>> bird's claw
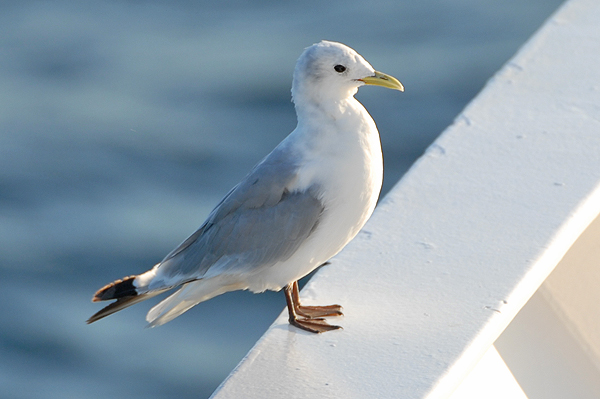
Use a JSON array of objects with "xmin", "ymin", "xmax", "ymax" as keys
[
  {"xmin": 296, "ymin": 304, "xmax": 343, "ymax": 319},
  {"xmin": 289, "ymin": 316, "xmax": 342, "ymax": 334}
]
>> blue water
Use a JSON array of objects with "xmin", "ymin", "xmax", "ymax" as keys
[{"xmin": 0, "ymin": 1, "xmax": 563, "ymax": 398}]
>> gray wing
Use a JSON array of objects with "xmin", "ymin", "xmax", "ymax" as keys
[{"xmin": 155, "ymin": 145, "xmax": 324, "ymax": 283}]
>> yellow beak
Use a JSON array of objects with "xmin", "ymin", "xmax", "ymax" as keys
[{"xmin": 360, "ymin": 71, "xmax": 404, "ymax": 92}]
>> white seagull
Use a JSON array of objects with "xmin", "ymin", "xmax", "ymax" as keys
[{"xmin": 88, "ymin": 40, "xmax": 403, "ymax": 333}]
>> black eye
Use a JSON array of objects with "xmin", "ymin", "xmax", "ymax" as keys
[{"xmin": 334, "ymin": 64, "xmax": 346, "ymax": 73}]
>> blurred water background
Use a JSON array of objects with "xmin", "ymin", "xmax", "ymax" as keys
[{"xmin": 0, "ymin": 1, "xmax": 564, "ymax": 398}]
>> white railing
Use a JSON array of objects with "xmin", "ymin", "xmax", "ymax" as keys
[{"xmin": 211, "ymin": 0, "xmax": 600, "ymax": 397}]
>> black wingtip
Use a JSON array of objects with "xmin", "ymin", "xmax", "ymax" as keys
[
  {"xmin": 92, "ymin": 275, "xmax": 137, "ymax": 302},
  {"xmin": 87, "ymin": 295, "xmax": 146, "ymax": 324}
]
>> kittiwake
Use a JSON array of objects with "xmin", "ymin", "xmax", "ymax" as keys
[{"xmin": 88, "ymin": 40, "xmax": 404, "ymax": 333}]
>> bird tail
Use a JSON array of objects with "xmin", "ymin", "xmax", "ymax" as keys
[
  {"xmin": 146, "ymin": 277, "xmax": 243, "ymax": 328},
  {"xmin": 88, "ymin": 274, "xmax": 244, "ymax": 327},
  {"xmin": 87, "ymin": 275, "xmax": 169, "ymax": 324}
]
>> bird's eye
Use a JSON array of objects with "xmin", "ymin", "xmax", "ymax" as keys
[{"xmin": 334, "ymin": 64, "xmax": 346, "ymax": 73}]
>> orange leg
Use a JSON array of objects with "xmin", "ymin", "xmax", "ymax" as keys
[
  {"xmin": 291, "ymin": 281, "xmax": 343, "ymax": 318},
  {"xmin": 284, "ymin": 281, "xmax": 343, "ymax": 334}
]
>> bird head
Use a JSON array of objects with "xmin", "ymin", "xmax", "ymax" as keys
[{"xmin": 291, "ymin": 40, "xmax": 403, "ymax": 105}]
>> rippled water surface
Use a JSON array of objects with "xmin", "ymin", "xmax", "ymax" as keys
[{"xmin": 0, "ymin": 1, "xmax": 563, "ymax": 398}]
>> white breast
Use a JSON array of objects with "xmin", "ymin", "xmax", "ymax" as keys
[{"xmin": 246, "ymin": 98, "xmax": 383, "ymax": 292}]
